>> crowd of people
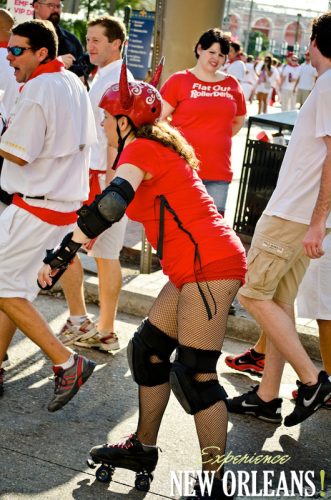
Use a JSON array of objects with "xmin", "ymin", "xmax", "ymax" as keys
[
  {"xmin": 220, "ymin": 41, "xmax": 317, "ymax": 113},
  {"xmin": 0, "ymin": 4, "xmax": 331, "ymax": 499}
]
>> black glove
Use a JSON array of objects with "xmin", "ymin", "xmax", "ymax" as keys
[{"xmin": 38, "ymin": 232, "xmax": 81, "ymax": 290}]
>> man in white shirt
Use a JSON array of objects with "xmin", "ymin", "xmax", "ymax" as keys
[
  {"xmin": 59, "ymin": 16, "xmax": 132, "ymax": 352},
  {"xmin": 227, "ymin": 11, "xmax": 331, "ymax": 427},
  {"xmin": 0, "ymin": 9, "xmax": 19, "ymax": 120},
  {"xmin": 294, "ymin": 51, "xmax": 318, "ymax": 107},
  {"xmin": 224, "ymin": 41, "xmax": 246, "ymax": 83},
  {"xmin": 279, "ymin": 52, "xmax": 301, "ymax": 111},
  {"xmin": 0, "ymin": 20, "xmax": 97, "ymax": 410}
]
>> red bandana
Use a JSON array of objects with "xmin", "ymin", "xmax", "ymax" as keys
[
  {"xmin": 0, "ymin": 42, "xmax": 8, "ymax": 48},
  {"xmin": 20, "ymin": 57, "xmax": 65, "ymax": 92},
  {"xmin": 229, "ymin": 54, "xmax": 242, "ymax": 64}
]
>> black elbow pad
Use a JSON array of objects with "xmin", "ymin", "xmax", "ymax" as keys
[{"xmin": 77, "ymin": 177, "xmax": 135, "ymax": 239}]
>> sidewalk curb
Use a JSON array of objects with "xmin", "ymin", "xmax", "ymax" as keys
[{"xmin": 82, "ymin": 273, "xmax": 321, "ymax": 362}]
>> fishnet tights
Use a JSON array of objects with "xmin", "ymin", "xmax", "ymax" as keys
[{"xmin": 136, "ymin": 279, "xmax": 241, "ymax": 478}]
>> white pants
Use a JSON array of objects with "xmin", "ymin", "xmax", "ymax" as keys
[
  {"xmin": 87, "ymin": 173, "xmax": 127, "ymax": 259},
  {"xmin": 0, "ymin": 203, "xmax": 76, "ymax": 301}
]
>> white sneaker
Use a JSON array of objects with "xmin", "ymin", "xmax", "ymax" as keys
[
  {"xmin": 58, "ymin": 318, "xmax": 97, "ymax": 346},
  {"xmin": 75, "ymin": 332, "xmax": 120, "ymax": 351}
]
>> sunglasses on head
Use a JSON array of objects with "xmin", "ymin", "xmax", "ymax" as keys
[{"xmin": 7, "ymin": 46, "xmax": 32, "ymax": 56}]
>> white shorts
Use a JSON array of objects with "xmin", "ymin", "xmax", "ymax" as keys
[
  {"xmin": 296, "ymin": 233, "xmax": 331, "ymax": 320},
  {"xmin": 0, "ymin": 203, "xmax": 76, "ymax": 302},
  {"xmin": 0, "ymin": 201, "xmax": 7, "ymax": 215},
  {"xmin": 86, "ymin": 173, "xmax": 128, "ymax": 259},
  {"xmin": 87, "ymin": 214, "xmax": 128, "ymax": 259}
]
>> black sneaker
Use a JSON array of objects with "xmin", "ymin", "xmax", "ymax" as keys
[
  {"xmin": 0, "ymin": 368, "xmax": 4, "ymax": 397},
  {"xmin": 227, "ymin": 385, "xmax": 282, "ymax": 424},
  {"xmin": 284, "ymin": 370, "xmax": 331, "ymax": 427},
  {"xmin": 48, "ymin": 354, "xmax": 96, "ymax": 412},
  {"xmin": 184, "ymin": 477, "xmax": 233, "ymax": 499}
]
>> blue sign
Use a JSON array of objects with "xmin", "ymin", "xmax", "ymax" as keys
[{"xmin": 127, "ymin": 10, "xmax": 155, "ymax": 81}]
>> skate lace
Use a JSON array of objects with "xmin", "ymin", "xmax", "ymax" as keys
[{"xmin": 106, "ymin": 433, "xmax": 137, "ymax": 449}]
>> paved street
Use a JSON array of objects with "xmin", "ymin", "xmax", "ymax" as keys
[{"xmin": 0, "ymin": 294, "xmax": 330, "ymax": 499}]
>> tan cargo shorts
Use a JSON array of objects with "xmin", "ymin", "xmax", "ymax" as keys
[{"xmin": 239, "ymin": 215, "xmax": 311, "ymax": 305}]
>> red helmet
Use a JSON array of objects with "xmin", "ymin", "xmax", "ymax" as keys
[{"xmin": 99, "ymin": 56, "xmax": 164, "ymax": 128}]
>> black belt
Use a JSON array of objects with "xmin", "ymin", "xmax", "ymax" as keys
[{"xmin": 18, "ymin": 193, "xmax": 46, "ymax": 200}]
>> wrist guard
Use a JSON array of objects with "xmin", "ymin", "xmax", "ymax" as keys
[
  {"xmin": 77, "ymin": 177, "xmax": 135, "ymax": 239},
  {"xmin": 43, "ymin": 232, "xmax": 81, "ymax": 270}
]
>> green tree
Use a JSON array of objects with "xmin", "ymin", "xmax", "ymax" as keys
[
  {"xmin": 247, "ymin": 30, "xmax": 269, "ymax": 57},
  {"xmin": 79, "ymin": 0, "xmax": 143, "ymax": 20}
]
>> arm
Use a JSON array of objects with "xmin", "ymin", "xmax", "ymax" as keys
[
  {"xmin": 37, "ymin": 164, "xmax": 145, "ymax": 288},
  {"xmin": 232, "ymin": 115, "xmax": 246, "ymax": 136},
  {"xmin": 105, "ymin": 145, "xmax": 117, "ymax": 184},
  {"xmin": 160, "ymin": 99, "xmax": 175, "ymax": 122},
  {"xmin": 293, "ymin": 75, "xmax": 300, "ymax": 92},
  {"xmin": 0, "ymin": 148, "xmax": 27, "ymax": 167},
  {"xmin": 303, "ymin": 135, "xmax": 331, "ymax": 258}
]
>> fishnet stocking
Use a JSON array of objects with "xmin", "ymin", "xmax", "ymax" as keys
[
  {"xmin": 136, "ymin": 278, "xmax": 241, "ymax": 479},
  {"xmin": 178, "ymin": 280, "xmax": 241, "ymax": 478},
  {"xmin": 136, "ymin": 281, "xmax": 179, "ymax": 445}
]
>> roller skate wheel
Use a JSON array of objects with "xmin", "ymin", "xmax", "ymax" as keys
[
  {"xmin": 96, "ymin": 465, "xmax": 112, "ymax": 483},
  {"xmin": 86, "ymin": 459, "xmax": 96, "ymax": 469},
  {"xmin": 135, "ymin": 472, "xmax": 153, "ymax": 492}
]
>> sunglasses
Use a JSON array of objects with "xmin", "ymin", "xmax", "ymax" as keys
[{"xmin": 7, "ymin": 46, "xmax": 32, "ymax": 56}]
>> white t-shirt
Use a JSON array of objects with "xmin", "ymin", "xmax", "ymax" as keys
[
  {"xmin": 0, "ymin": 69, "xmax": 97, "ymax": 201},
  {"xmin": 264, "ymin": 68, "xmax": 331, "ymax": 227},
  {"xmin": 242, "ymin": 62, "xmax": 257, "ymax": 86},
  {"xmin": 225, "ymin": 59, "xmax": 246, "ymax": 83},
  {"xmin": 281, "ymin": 64, "xmax": 301, "ymax": 90},
  {"xmin": 89, "ymin": 59, "xmax": 133, "ymax": 171},
  {"xmin": 0, "ymin": 48, "xmax": 19, "ymax": 116},
  {"xmin": 297, "ymin": 62, "xmax": 317, "ymax": 91}
]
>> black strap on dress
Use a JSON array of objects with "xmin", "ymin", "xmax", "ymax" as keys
[{"xmin": 156, "ymin": 194, "xmax": 217, "ymax": 320}]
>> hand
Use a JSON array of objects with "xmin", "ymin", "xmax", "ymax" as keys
[
  {"xmin": 37, "ymin": 264, "xmax": 59, "ymax": 288},
  {"xmin": 303, "ymin": 225, "xmax": 326, "ymax": 259},
  {"xmin": 60, "ymin": 53, "xmax": 75, "ymax": 69}
]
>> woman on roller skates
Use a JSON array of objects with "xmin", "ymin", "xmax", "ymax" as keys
[{"xmin": 38, "ymin": 57, "xmax": 247, "ymax": 499}]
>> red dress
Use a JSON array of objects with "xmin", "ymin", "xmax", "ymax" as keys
[{"xmin": 118, "ymin": 139, "xmax": 246, "ymax": 289}]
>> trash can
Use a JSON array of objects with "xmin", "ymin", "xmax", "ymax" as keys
[{"xmin": 233, "ymin": 110, "xmax": 298, "ymax": 241}]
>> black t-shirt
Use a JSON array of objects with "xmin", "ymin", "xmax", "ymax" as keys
[{"xmin": 56, "ymin": 25, "xmax": 84, "ymax": 76}]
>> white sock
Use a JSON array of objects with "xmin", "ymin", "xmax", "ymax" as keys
[
  {"xmin": 55, "ymin": 352, "xmax": 75, "ymax": 370},
  {"xmin": 69, "ymin": 315, "xmax": 88, "ymax": 326},
  {"xmin": 141, "ymin": 443, "xmax": 157, "ymax": 450}
]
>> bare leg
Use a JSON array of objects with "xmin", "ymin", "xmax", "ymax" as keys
[
  {"xmin": 317, "ymin": 319, "xmax": 331, "ymax": 373},
  {"xmin": 0, "ymin": 298, "xmax": 72, "ymax": 364},
  {"xmin": 254, "ymin": 330, "xmax": 266, "ymax": 354},
  {"xmin": 95, "ymin": 258, "xmax": 122, "ymax": 333},
  {"xmin": 239, "ymin": 293, "xmax": 318, "ymax": 386},
  {"xmin": 60, "ymin": 255, "xmax": 87, "ymax": 316},
  {"xmin": 0, "ymin": 311, "xmax": 17, "ymax": 364}
]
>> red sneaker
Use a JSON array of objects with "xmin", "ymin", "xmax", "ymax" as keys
[
  {"xmin": 225, "ymin": 348, "xmax": 265, "ymax": 375},
  {"xmin": 48, "ymin": 354, "xmax": 96, "ymax": 412}
]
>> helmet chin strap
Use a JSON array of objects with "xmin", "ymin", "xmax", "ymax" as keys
[{"xmin": 111, "ymin": 117, "xmax": 136, "ymax": 170}]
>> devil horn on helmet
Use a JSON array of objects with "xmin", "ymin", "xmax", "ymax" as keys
[
  {"xmin": 149, "ymin": 56, "xmax": 165, "ymax": 88},
  {"xmin": 119, "ymin": 52, "xmax": 134, "ymax": 109}
]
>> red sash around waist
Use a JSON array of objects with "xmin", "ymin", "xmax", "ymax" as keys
[
  {"xmin": 87, "ymin": 169, "xmax": 105, "ymax": 205},
  {"xmin": 12, "ymin": 194, "xmax": 78, "ymax": 226}
]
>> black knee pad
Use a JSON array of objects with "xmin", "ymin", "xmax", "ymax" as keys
[
  {"xmin": 127, "ymin": 318, "xmax": 178, "ymax": 387},
  {"xmin": 169, "ymin": 346, "xmax": 228, "ymax": 415}
]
